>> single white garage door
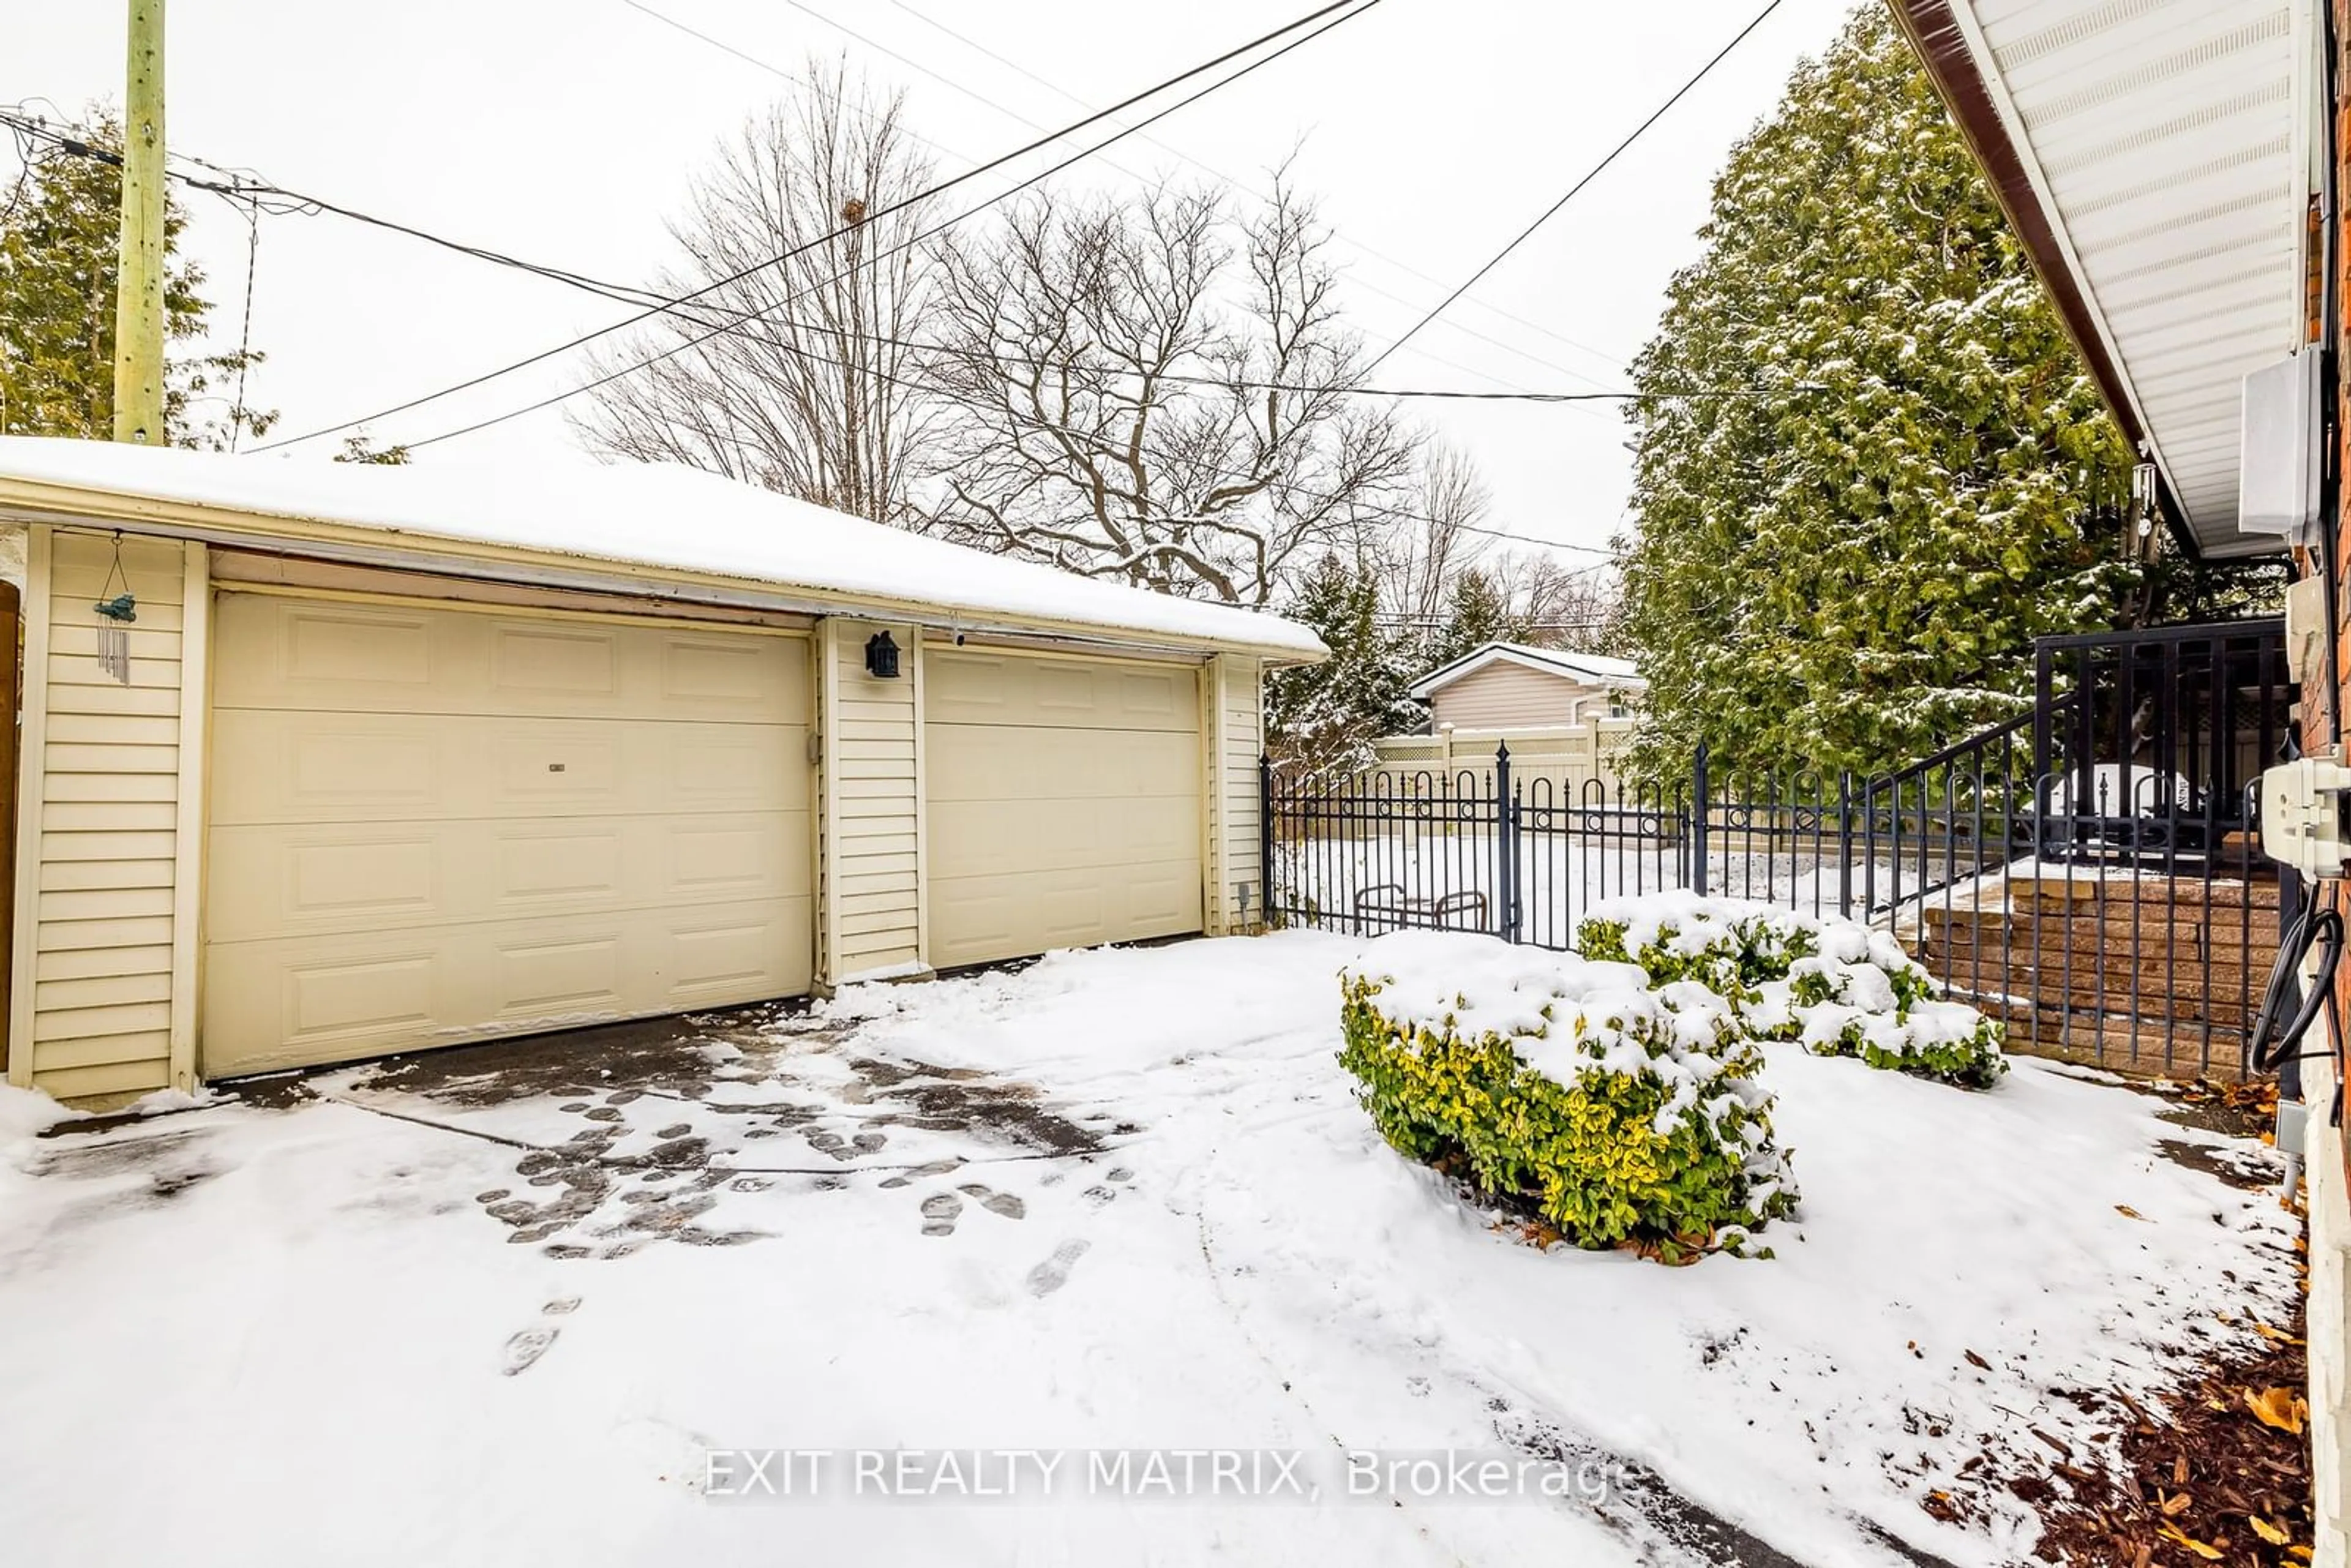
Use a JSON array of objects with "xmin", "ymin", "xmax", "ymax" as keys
[
  {"xmin": 924, "ymin": 646, "xmax": 1202, "ymax": 969},
  {"xmin": 201, "ymin": 593, "xmax": 814, "ymax": 1078}
]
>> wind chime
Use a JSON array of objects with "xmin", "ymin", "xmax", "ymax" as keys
[{"xmin": 92, "ymin": 535, "xmax": 137, "ymax": 686}]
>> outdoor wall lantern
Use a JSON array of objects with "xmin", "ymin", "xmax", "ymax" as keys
[{"xmin": 864, "ymin": 630, "xmax": 902, "ymax": 679}]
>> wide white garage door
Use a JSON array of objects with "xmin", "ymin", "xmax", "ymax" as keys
[
  {"xmin": 202, "ymin": 593, "xmax": 814, "ymax": 1078},
  {"xmin": 924, "ymin": 646, "xmax": 1202, "ymax": 969}
]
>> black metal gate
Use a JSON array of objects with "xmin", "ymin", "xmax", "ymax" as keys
[{"xmin": 1262, "ymin": 620, "xmax": 2290, "ymax": 1080}]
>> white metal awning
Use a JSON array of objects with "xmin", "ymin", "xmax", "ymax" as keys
[{"xmin": 1896, "ymin": 0, "xmax": 2317, "ymax": 558}]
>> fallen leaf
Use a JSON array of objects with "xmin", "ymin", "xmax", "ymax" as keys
[
  {"xmin": 1963, "ymin": 1349, "xmax": 1990, "ymax": 1371},
  {"xmin": 2158, "ymin": 1523, "xmax": 2224, "ymax": 1561},
  {"xmin": 2117, "ymin": 1204, "xmax": 2147, "ymax": 1220},
  {"xmin": 2289, "ymin": 1545, "xmax": 2313, "ymax": 1561},
  {"xmin": 2245, "ymin": 1386, "xmax": 2308, "ymax": 1436},
  {"xmin": 2250, "ymin": 1517, "xmax": 2292, "ymax": 1546}
]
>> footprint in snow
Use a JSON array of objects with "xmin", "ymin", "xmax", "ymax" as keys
[
  {"xmin": 880, "ymin": 1159, "xmax": 964, "ymax": 1191},
  {"xmin": 501, "ymin": 1295, "xmax": 583, "ymax": 1375},
  {"xmin": 1026, "ymin": 1239, "xmax": 1090, "ymax": 1297},
  {"xmin": 920, "ymin": 1192, "xmax": 964, "ymax": 1237},
  {"xmin": 958, "ymin": 1184, "xmax": 1026, "ymax": 1220},
  {"xmin": 502, "ymin": 1326, "xmax": 558, "ymax": 1376}
]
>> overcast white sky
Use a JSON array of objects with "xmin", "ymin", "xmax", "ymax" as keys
[{"xmin": 9, "ymin": 0, "xmax": 1861, "ymax": 564}]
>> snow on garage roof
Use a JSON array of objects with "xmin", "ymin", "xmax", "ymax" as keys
[{"xmin": 0, "ymin": 437, "xmax": 1326, "ymax": 659}]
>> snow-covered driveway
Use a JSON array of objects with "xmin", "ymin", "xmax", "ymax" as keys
[{"xmin": 0, "ymin": 932, "xmax": 2300, "ymax": 1567}]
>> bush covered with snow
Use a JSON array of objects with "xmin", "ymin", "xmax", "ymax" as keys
[
  {"xmin": 1338, "ymin": 932, "xmax": 1798, "ymax": 1261},
  {"xmin": 1575, "ymin": 894, "xmax": 2007, "ymax": 1089}
]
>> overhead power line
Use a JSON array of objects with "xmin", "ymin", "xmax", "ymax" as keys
[
  {"xmin": 844, "ymin": 0, "xmax": 1633, "ymax": 391},
  {"xmin": 1363, "ymin": 0, "xmax": 1788, "ymax": 376},
  {"xmin": 616, "ymin": 0, "xmax": 1599, "ymax": 402},
  {"xmin": 386, "ymin": 1, "xmax": 1387, "ymax": 452},
  {"xmin": 2, "ymin": 97, "xmax": 1688, "ymax": 563},
  {"xmin": 4, "ymin": 105, "xmax": 1792, "ymax": 414},
  {"xmin": 253, "ymin": 0, "xmax": 1380, "ymax": 452}
]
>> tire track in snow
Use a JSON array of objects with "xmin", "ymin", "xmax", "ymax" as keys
[{"xmin": 1190, "ymin": 1144, "xmax": 1965, "ymax": 1568}]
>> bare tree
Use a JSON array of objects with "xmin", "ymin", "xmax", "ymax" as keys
[
  {"xmin": 571, "ymin": 58, "xmax": 943, "ymax": 525},
  {"xmin": 923, "ymin": 177, "xmax": 1419, "ymax": 606},
  {"xmin": 1487, "ymin": 553, "xmax": 1630, "ymax": 654},
  {"xmin": 1375, "ymin": 440, "xmax": 1492, "ymax": 625}
]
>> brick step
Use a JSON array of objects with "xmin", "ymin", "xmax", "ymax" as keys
[
  {"xmin": 1924, "ymin": 898, "xmax": 2281, "ymax": 937},
  {"xmin": 1924, "ymin": 922, "xmax": 2280, "ymax": 968},
  {"xmin": 1995, "ymin": 877, "xmax": 2280, "ymax": 913},
  {"xmin": 1937, "ymin": 973, "xmax": 2258, "ymax": 1028},
  {"xmin": 1968, "ymin": 997, "xmax": 2250, "ymax": 1081},
  {"xmin": 1922, "ymin": 940, "xmax": 2273, "ymax": 994}
]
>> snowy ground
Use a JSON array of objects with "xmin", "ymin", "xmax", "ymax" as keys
[{"xmin": 0, "ymin": 932, "xmax": 2301, "ymax": 1567}]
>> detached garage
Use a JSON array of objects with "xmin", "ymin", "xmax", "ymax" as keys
[{"xmin": 0, "ymin": 437, "xmax": 1319, "ymax": 1106}]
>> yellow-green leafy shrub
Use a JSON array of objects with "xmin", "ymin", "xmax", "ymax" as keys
[
  {"xmin": 1576, "ymin": 894, "xmax": 2006, "ymax": 1089},
  {"xmin": 1338, "ymin": 933, "xmax": 1797, "ymax": 1261}
]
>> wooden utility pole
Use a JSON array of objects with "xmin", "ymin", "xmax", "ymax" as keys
[{"xmin": 112, "ymin": 0, "xmax": 167, "ymax": 445}]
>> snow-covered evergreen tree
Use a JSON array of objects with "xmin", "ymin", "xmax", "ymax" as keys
[
  {"xmin": 1265, "ymin": 552, "xmax": 1425, "ymax": 781},
  {"xmin": 1619, "ymin": 6, "xmax": 2136, "ymax": 779},
  {"xmin": 1422, "ymin": 569, "xmax": 1523, "ymax": 671}
]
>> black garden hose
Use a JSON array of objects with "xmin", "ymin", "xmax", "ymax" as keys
[{"xmin": 2249, "ymin": 901, "xmax": 2345, "ymax": 1073}]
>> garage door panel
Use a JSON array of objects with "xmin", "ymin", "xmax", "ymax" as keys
[
  {"xmin": 500, "ymin": 934, "xmax": 623, "ymax": 1013},
  {"xmin": 208, "ymin": 811, "xmax": 809, "ymax": 943},
  {"xmin": 209, "ymin": 710, "xmax": 809, "ymax": 824},
  {"xmin": 489, "ymin": 623, "xmax": 618, "ymax": 697},
  {"xmin": 664, "ymin": 728, "xmax": 804, "ymax": 808},
  {"xmin": 925, "ymin": 724, "xmax": 1200, "ymax": 801},
  {"xmin": 928, "ymin": 796, "xmax": 1197, "ymax": 880},
  {"xmin": 202, "ymin": 896, "xmax": 814, "ymax": 1075},
  {"xmin": 213, "ymin": 593, "xmax": 809, "ymax": 723},
  {"xmin": 926, "ymin": 650, "xmax": 1196, "ymax": 730},
  {"xmin": 928, "ymin": 865, "xmax": 1199, "ymax": 970}
]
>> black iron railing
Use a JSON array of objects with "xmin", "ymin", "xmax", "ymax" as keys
[{"xmin": 1264, "ymin": 620, "xmax": 2292, "ymax": 1081}]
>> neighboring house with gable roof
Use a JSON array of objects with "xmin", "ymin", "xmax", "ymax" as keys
[{"xmin": 1407, "ymin": 642, "xmax": 1644, "ymax": 734}]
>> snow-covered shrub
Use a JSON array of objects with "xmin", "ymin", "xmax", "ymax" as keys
[
  {"xmin": 1338, "ymin": 932, "xmax": 1798, "ymax": 1261},
  {"xmin": 1575, "ymin": 893, "xmax": 2006, "ymax": 1089}
]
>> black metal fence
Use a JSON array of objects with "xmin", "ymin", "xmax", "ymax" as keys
[{"xmin": 1264, "ymin": 620, "xmax": 2290, "ymax": 1081}]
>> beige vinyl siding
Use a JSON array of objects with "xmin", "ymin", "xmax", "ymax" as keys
[
  {"xmin": 820, "ymin": 619, "xmax": 924, "ymax": 985},
  {"xmin": 1428, "ymin": 661, "xmax": 1606, "ymax": 731},
  {"xmin": 11, "ymin": 529, "xmax": 198, "ymax": 1103},
  {"xmin": 1208, "ymin": 655, "xmax": 1265, "ymax": 934}
]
